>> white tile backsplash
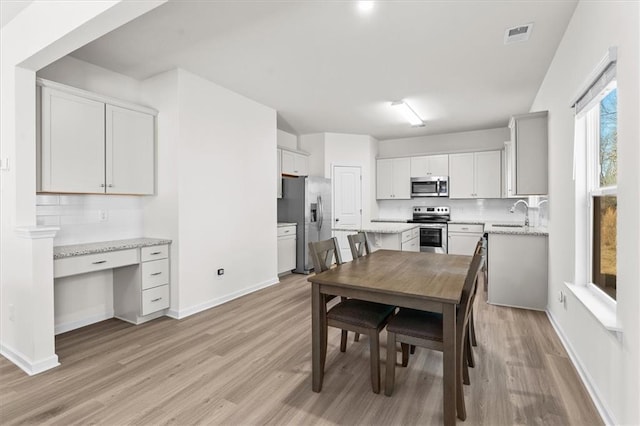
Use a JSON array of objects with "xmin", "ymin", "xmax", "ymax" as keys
[
  {"xmin": 377, "ymin": 196, "xmax": 548, "ymax": 226},
  {"xmin": 36, "ymin": 194, "xmax": 144, "ymax": 246}
]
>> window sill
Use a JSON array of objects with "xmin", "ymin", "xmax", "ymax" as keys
[{"xmin": 564, "ymin": 282, "xmax": 621, "ymax": 335}]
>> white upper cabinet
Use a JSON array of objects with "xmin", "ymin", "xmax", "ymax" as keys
[
  {"xmin": 39, "ymin": 80, "xmax": 156, "ymax": 195},
  {"xmin": 410, "ymin": 154, "xmax": 449, "ymax": 177},
  {"xmin": 41, "ymin": 87, "xmax": 106, "ymax": 193},
  {"xmin": 508, "ymin": 111, "xmax": 548, "ymax": 196},
  {"xmin": 281, "ymin": 149, "xmax": 309, "ymax": 176},
  {"xmin": 449, "ymin": 150, "xmax": 501, "ymax": 199},
  {"xmin": 376, "ymin": 157, "xmax": 410, "ymax": 199},
  {"xmin": 105, "ymin": 105, "xmax": 154, "ymax": 195}
]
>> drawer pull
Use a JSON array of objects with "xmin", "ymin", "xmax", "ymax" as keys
[
  {"xmin": 92, "ymin": 260, "xmax": 107, "ymax": 264},
  {"xmin": 462, "ymin": 227, "xmax": 469, "ymax": 230},
  {"xmin": 151, "ymin": 297, "xmax": 163, "ymax": 302},
  {"xmin": 150, "ymin": 272, "xmax": 162, "ymax": 276},
  {"xmin": 150, "ymin": 251, "xmax": 162, "ymax": 255}
]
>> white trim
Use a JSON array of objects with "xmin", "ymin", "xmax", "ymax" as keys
[
  {"xmin": 570, "ymin": 46, "xmax": 618, "ymax": 108},
  {"xmin": 36, "ymin": 78, "xmax": 158, "ymax": 116},
  {"xmin": 170, "ymin": 278, "xmax": 279, "ymax": 320},
  {"xmin": 15, "ymin": 225, "xmax": 59, "ymax": 239},
  {"xmin": 0, "ymin": 343, "xmax": 60, "ymax": 376},
  {"xmin": 55, "ymin": 311, "xmax": 114, "ymax": 335},
  {"xmin": 546, "ymin": 310, "xmax": 616, "ymax": 426},
  {"xmin": 563, "ymin": 282, "xmax": 621, "ymax": 333}
]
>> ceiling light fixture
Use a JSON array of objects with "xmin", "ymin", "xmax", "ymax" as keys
[
  {"xmin": 391, "ymin": 101, "xmax": 425, "ymax": 127},
  {"xmin": 358, "ymin": 1, "xmax": 374, "ymax": 13}
]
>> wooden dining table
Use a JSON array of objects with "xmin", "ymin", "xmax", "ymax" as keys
[{"xmin": 307, "ymin": 249, "xmax": 473, "ymax": 426}]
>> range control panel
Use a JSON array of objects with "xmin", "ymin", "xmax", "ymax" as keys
[{"xmin": 413, "ymin": 206, "xmax": 449, "ymax": 215}]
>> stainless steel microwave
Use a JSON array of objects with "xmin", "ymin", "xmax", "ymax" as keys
[{"xmin": 410, "ymin": 176, "xmax": 449, "ymax": 197}]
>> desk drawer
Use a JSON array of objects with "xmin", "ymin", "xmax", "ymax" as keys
[
  {"xmin": 142, "ymin": 284, "xmax": 169, "ymax": 315},
  {"xmin": 141, "ymin": 259, "xmax": 169, "ymax": 290},
  {"xmin": 141, "ymin": 244, "xmax": 169, "ymax": 262},
  {"xmin": 401, "ymin": 229, "xmax": 413, "ymax": 243},
  {"xmin": 55, "ymin": 249, "xmax": 139, "ymax": 278},
  {"xmin": 277, "ymin": 225, "xmax": 296, "ymax": 237}
]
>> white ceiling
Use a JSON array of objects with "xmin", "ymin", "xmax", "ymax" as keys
[{"xmin": 69, "ymin": 0, "xmax": 578, "ymax": 140}]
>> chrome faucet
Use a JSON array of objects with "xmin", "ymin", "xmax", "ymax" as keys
[{"xmin": 510, "ymin": 199, "xmax": 530, "ymax": 227}]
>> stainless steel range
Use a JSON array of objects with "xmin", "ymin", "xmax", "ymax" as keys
[{"xmin": 407, "ymin": 206, "xmax": 449, "ymax": 254}]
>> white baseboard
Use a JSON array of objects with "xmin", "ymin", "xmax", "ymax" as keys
[
  {"xmin": 55, "ymin": 311, "xmax": 114, "ymax": 335},
  {"xmin": 546, "ymin": 309, "xmax": 616, "ymax": 425},
  {"xmin": 172, "ymin": 277, "xmax": 280, "ymax": 320},
  {"xmin": 0, "ymin": 343, "xmax": 59, "ymax": 376}
]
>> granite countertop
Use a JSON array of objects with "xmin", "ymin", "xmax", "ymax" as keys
[
  {"xmin": 54, "ymin": 237, "xmax": 172, "ymax": 259},
  {"xmin": 371, "ymin": 218, "xmax": 409, "ymax": 223},
  {"xmin": 333, "ymin": 222, "xmax": 418, "ymax": 234},
  {"xmin": 484, "ymin": 223, "xmax": 549, "ymax": 236},
  {"xmin": 277, "ymin": 222, "xmax": 297, "ymax": 227},
  {"xmin": 447, "ymin": 220, "xmax": 486, "ymax": 225}
]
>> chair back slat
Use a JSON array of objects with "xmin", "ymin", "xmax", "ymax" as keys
[
  {"xmin": 347, "ymin": 232, "xmax": 371, "ymax": 259},
  {"xmin": 308, "ymin": 238, "xmax": 343, "ymax": 273},
  {"xmin": 456, "ymin": 252, "xmax": 483, "ymax": 335}
]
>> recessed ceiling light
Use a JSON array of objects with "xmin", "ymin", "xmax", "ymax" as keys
[{"xmin": 358, "ymin": 1, "xmax": 374, "ymax": 13}]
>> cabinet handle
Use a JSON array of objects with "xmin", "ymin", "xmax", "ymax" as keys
[
  {"xmin": 150, "ymin": 272, "xmax": 162, "ymax": 276},
  {"xmin": 462, "ymin": 227, "xmax": 469, "ymax": 230},
  {"xmin": 107, "ymin": 184, "xmax": 114, "ymax": 188},
  {"xmin": 151, "ymin": 297, "xmax": 162, "ymax": 302},
  {"xmin": 92, "ymin": 260, "xmax": 107, "ymax": 264},
  {"xmin": 99, "ymin": 184, "xmax": 105, "ymax": 188},
  {"xmin": 150, "ymin": 251, "xmax": 162, "ymax": 255}
]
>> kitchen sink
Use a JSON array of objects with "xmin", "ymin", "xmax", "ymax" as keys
[{"xmin": 492, "ymin": 224, "xmax": 525, "ymax": 228}]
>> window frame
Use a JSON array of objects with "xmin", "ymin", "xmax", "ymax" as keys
[{"xmin": 583, "ymin": 81, "xmax": 618, "ymax": 301}]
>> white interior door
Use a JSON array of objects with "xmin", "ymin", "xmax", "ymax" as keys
[{"xmin": 333, "ymin": 165, "xmax": 362, "ymax": 261}]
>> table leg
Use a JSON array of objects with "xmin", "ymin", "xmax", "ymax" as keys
[
  {"xmin": 311, "ymin": 283, "xmax": 326, "ymax": 392},
  {"xmin": 442, "ymin": 304, "xmax": 456, "ymax": 426}
]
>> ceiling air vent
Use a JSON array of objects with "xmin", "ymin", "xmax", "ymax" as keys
[{"xmin": 504, "ymin": 23, "xmax": 534, "ymax": 44}]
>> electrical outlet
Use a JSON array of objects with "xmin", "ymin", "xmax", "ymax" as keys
[
  {"xmin": 98, "ymin": 210, "xmax": 108, "ymax": 222},
  {"xmin": 217, "ymin": 268, "xmax": 224, "ymax": 277},
  {"xmin": 558, "ymin": 291, "xmax": 565, "ymax": 303}
]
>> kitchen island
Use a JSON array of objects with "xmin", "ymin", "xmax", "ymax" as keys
[{"xmin": 333, "ymin": 222, "xmax": 420, "ymax": 259}]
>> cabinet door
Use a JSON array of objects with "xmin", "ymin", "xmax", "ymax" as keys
[
  {"xmin": 428, "ymin": 154, "xmax": 449, "ymax": 176},
  {"xmin": 392, "ymin": 158, "xmax": 411, "ymax": 199},
  {"xmin": 281, "ymin": 150, "xmax": 295, "ymax": 175},
  {"xmin": 448, "ymin": 233, "xmax": 483, "ymax": 255},
  {"xmin": 277, "ymin": 236, "xmax": 297, "ymax": 274},
  {"xmin": 449, "ymin": 153, "xmax": 475, "ymax": 198},
  {"xmin": 376, "ymin": 159, "xmax": 394, "ymax": 199},
  {"xmin": 277, "ymin": 149, "xmax": 282, "ymax": 198},
  {"xmin": 41, "ymin": 87, "xmax": 105, "ymax": 193},
  {"xmin": 514, "ymin": 114, "xmax": 548, "ymax": 195},
  {"xmin": 106, "ymin": 105, "xmax": 155, "ymax": 195},
  {"xmin": 474, "ymin": 151, "xmax": 502, "ymax": 199},
  {"xmin": 293, "ymin": 153, "xmax": 309, "ymax": 176},
  {"xmin": 410, "ymin": 156, "xmax": 429, "ymax": 177}
]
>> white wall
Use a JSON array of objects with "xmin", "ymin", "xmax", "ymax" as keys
[
  {"xmin": 300, "ymin": 133, "xmax": 378, "ymax": 223},
  {"xmin": 530, "ymin": 2, "xmax": 639, "ymax": 424},
  {"xmin": 142, "ymin": 69, "xmax": 278, "ymax": 317},
  {"xmin": 0, "ymin": 0, "xmax": 163, "ymax": 375},
  {"xmin": 378, "ymin": 127, "xmax": 509, "ymax": 158}
]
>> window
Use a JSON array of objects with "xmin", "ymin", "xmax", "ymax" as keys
[{"xmin": 576, "ymin": 59, "xmax": 617, "ymax": 300}]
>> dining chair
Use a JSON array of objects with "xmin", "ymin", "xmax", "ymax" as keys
[
  {"xmin": 466, "ymin": 239, "xmax": 485, "ymax": 372},
  {"xmin": 347, "ymin": 231, "xmax": 372, "ymax": 259},
  {"xmin": 346, "ymin": 232, "xmax": 373, "ymax": 343},
  {"xmin": 308, "ymin": 237, "xmax": 395, "ymax": 394},
  {"xmin": 384, "ymin": 251, "xmax": 484, "ymax": 421}
]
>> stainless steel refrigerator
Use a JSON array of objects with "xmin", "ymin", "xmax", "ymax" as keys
[{"xmin": 277, "ymin": 176, "xmax": 331, "ymax": 274}]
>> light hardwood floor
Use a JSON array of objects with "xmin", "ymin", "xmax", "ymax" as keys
[{"xmin": 0, "ymin": 273, "xmax": 602, "ymax": 425}]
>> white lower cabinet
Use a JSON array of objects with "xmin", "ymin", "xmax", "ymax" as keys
[
  {"xmin": 114, "ymin": 244, "xmax": 170, "ymax": 324},
  {"xmin": 367, "ymin": 227, "xmax": 419, "ymax": 252},
  {"xmin": 447, "ymin": 223, "xmax": 484, "ymax": 255},
  {"xmin": 277, "ymin": 225, "xmax": 297, "ymax": 274}
]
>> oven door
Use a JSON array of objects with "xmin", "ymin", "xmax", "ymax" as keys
[{"xmin": 419, "ymin": 225, "xmax": 447, "ymax": 254}]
